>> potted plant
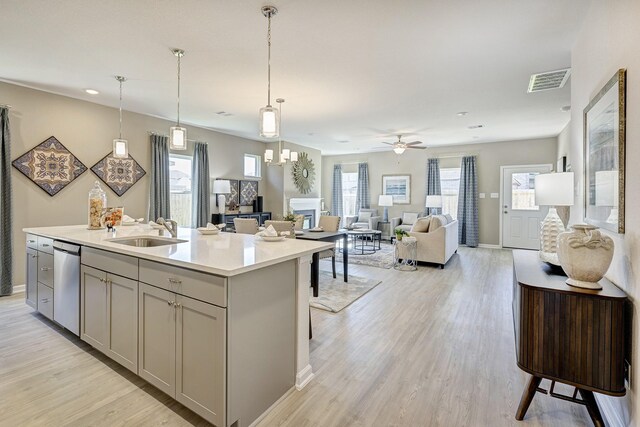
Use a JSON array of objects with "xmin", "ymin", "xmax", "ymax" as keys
[
  {"xmin": 394, "ymin": 228, "xmax": 409, "ymax": 241},
  {"xmin": 283, "ymin": 211, "xmax": 296, "ymax": 222}
]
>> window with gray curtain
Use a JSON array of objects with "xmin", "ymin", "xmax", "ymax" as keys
[
  {"xmin": 332, "ymin": 164, "xmax": 343, "ymax": 218},
  {"xmin": 0, "ymin": 107, "xmax": 13, "ymax": 296},
  {"xmin": 191, "ymin": 142, "xmax": 210, "ymax": 228},
  {"xmin": 148, "ymin": 134, "xmax": 171, "ymax": 221},
  {"xmin": 355, "ymin": 162, "xmax": 370, "ymax": 210},
  {"xmin": 426, "ymin": 158, "xmax": 442, "ymax": 215},
  {"xmin": 457, "ymin": 156, "xmax": 479, "ymax": 247}
]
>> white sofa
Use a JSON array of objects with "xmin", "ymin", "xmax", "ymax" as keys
[{"xmin": 397, "ymin": 215, "xmax": 458, "ymax": 268}]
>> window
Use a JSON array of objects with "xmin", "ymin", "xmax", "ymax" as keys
[
  {"xmin": 440, "ymin": 168, "xmax": 461, "ymax": 219},
  {"xmin": 511, "ymin": 172, "xmax": 540, "ymax": 210},
  {"xmin": 244, "ymin": 154, "xmax": 261, "ymax": 178},
  {"xmin": 169, "ymin": 155, "xmax": 192, "ymax": 228},
  {"xmin": 342, "ymin": 172, "xmax": 358, "ymax": 216}
]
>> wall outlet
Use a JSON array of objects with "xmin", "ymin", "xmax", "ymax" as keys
[
  {"xmin": 479, "ymin": 193, "xmax": 486, "ymax": 199},
  {"xmin": 625, "ymin": 359, "xmax": 631, "ymax": 389},
  {"xmin": 490, "ymin": 193, "xmax": 499, "ymax": 199}
]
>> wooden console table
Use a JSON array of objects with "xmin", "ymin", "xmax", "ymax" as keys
[{"xmin": 512, "ymin": 250, "xmax": 627, "ymax": 427}]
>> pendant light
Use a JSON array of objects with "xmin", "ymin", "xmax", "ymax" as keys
[
  {"xmin": 259, "ymin": 6, "xmax": 280, "ymax": 138},
  {"xmin": 112, "ymin": 76, "xmax": 128, "ymax": 158},
  {"xmin": 265, "ymin": 98, "xmax": 298, "ymax": 165},
  {"xmin": 169, "ymin": 48, "xmax": 187, "ymax": 150}
]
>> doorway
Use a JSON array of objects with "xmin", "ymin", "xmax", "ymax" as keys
[{"xmin": 500, "ymin": 164, "xmax": 552, "ymax": 249}]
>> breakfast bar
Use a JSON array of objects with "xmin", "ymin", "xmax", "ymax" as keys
[{"xmin": 23, "ymin": 225, "xmax": 333, "ymax": 427}]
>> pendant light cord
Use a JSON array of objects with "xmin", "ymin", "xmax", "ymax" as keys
[
  {"xmin": 267, "ymin": 12, "xmax": 272, "ymax": 107},
  {"xmin": 177, "ymin": 52, "xmax": 181, "ymax": 126},
  {"xmin": 118, "ymin": 78, "xmax": 123, "ymax": 139}
]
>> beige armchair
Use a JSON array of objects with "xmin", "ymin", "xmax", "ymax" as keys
[
  {"xmin": 233, "ymin": 218, "xmax": 259, "ymax": 234},
  {"xmin": 398, "ymin": 215, "xmax": 458, "ymax": 268},
  {"xmin": 317, "ymin": 216, "xmax": 341, "ymax": 278},
  {"xmin": 390, "ymin": 212, "xmax": 422, "ymax": 233},
  {"xmin": 345, "ymin": 208, "xmax": 381, "ymax": 231},
  {"xmin": 264, "ymin": 220, "xmax": 296, "ymax": 237}
]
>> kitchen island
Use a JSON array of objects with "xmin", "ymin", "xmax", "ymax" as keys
[{"xmin": 23, "ymin": 225, "xmax": 333, "ymax": 427}]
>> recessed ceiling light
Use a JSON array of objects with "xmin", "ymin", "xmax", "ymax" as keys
[
  {"xmin": 85, "ymin": 89, "xmax": 99, "ymax": 95},
  {"xmin": 560, "ymin": 105, "xmax": 571, "ymax": 112},
  {"xmin": 338, "ymin": 140, "xmax": 350, "ymax": 143},
  {"xmin": 457, "ymin": 111, "xmax": 469, "ymax": 116},
  {"xmin": 468, "ymin": 124, "xmax": 484, "ymax": 129},
  {"xmin": 308, "ymin": 132, "xmax": 315, "ymax": 136}
]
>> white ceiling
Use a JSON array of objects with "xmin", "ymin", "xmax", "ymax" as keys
[{"xmin": 0, "ymin": 0, "xmax": 588, "ymax": 155}]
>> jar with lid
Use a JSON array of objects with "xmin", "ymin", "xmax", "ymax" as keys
[{"xmin": 88, "ymin": 181, "xmax": 107, "ymax": 229}]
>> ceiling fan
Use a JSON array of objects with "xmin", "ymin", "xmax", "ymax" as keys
[{"xmin": 381, "ymin": 135, "xmax": 426, "ymax": 154}]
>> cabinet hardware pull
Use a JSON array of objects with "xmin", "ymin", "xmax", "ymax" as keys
[
  {"xmin": 168, "ymin": 278, "xmax": 182, "ymax": 284},
  {"xmin": 40, "ymin": 267, "xmax": 50, "ymax": 271},
  {"xmin": 31, "ymin": 254, "xmax": 37, "ymax": 258},
  {"xmin": 174, "ymin": 302, "xmax": 181, "ymax": 308},
  {"xmin": 40, "ymin": 298, "xmax": 49, "ymax": 303},
  {"xmin": 42, "ymin": 244, "xmax": 50, "ymax": 247},
  {"xmin": 168, "ymin": 300, "xmax": 174, "ymax": 306},
  {"xmin": 28, "ymin": 240, "xmax": 36, "ymax": 243},
  {"xmin": 99, "ymin": 278, "xmax": 104, "ymax": 282}
]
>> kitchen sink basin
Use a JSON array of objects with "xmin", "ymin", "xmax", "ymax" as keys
[{"xmin": 106, "ymin": 236, "xmax": 188, "ymax": 247}]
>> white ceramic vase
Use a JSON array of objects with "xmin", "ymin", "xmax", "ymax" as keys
[{"xmin": 557, "ymin": 224, "xmax": 614, "ymax": 290}]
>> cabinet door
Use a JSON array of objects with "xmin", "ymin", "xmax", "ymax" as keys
[
  {"xmin": 107, "ymin": 273, "xmax": 138, "ymax": 373},
  {"xmin": 175, "ymin": 294, "xmax": 226, "ymax": 426},
  {"xmin": 81, "ymin": 265, "xmax": 108, "ymax": 352},
  {"xmin": 138, "ymin": 283, "xmax": 176, "ymax": 396},
  {"xmin": 37, "ymin": 252, "xmax": 54, "ymax": 287},
  {"xmin": 26, "ymin": 248, "xmax": 38, "ymax": 309},
  {"xmin": 37, "ymin": 283, "xmax": 53, "ymax": 320}
]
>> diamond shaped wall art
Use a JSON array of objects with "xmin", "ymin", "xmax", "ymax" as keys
[
  {"xmin": 12, "ymin": 136, "xmax": 87, "ymax": 196},
  {"xmin": 240, "ymin": 180, "xmax": 259, "ymax": 206},
  {"xmin": 91, "ymin": 153, "xmax": 146, "ymax": 196}
]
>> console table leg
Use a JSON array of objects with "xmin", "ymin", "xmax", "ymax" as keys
[
  {"xmin": 578, "ymin": 389, "xmax": 605, "ymax": 427},
  {"xmin": 515, "ymin": 375, "xmax": 542, "ymax": 420}
]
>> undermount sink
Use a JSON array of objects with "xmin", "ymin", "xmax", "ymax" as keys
[{"xmin": 106, "ymin": 236, "xmax": 188, "ymax": 247}]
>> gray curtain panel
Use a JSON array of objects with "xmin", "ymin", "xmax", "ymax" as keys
[
  {"xmin": 0, "ymin": 108, "xmax": 13, "ymax": 296},
  {"xmin": 332, "ymin": 164, "xmax": 343, "ymax": 218},
  {"xmin": 426, "ymin": 158, "xmax": 442, "ymax": 215},
  {"xmin": 457, "ymin": 156, "xmax": 479, "ymax": 247},
  {"xmin": 191, "ymin": 142, "xmax": 210, "ymax": 228},
  {"xmin": 148, "ymin": 134, "xmax": 171, "ymax": 222},
  {"xmin": 355, "ymin": 162, "xmax": 370, "ymax": 210}
]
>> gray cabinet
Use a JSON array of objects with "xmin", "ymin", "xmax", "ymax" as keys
[
  {"xmin": 81, "ymin": 264, "xmax": 139, "ymax": 374},
  {"xmin": 26, "ymin": 248, "xmax": 38, "ymax": 309},
  {"xmin": 37, "ymin": 283, "xmax": 53, "ymax": 320},
  {"xmin": 138, "ymin": 282, "xmax": 226, "ymax": 426}
]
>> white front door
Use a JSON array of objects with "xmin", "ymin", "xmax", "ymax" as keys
[{"xmin": 501, "ymin": 165, "xmax": 552, "ymax": 249}]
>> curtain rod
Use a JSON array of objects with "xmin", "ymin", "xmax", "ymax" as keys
[
  {"xmin": 147, "ymin": 131, "xmax": 206, "ymax": 144},
  {"xmin": 336, "ymin": 161, "xmax": 368, "ymax": 166},
  {"xmin": 430, "ymin": 152, "xmax": 478, "ymax": 159}
]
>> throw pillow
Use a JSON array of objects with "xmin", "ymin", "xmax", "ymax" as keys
[
  {"xmin": 402, "ymin": 212, "xmax": 419, "ymax": 225},
  {"xmin": 410, "ymin": 217, "xmax": 431, "ymax": 233},
  {"xmin": 357, "ymin": 211, "xmax": 372, "ymax": 223},
  {"xmin": 444, "ymin": 214, "xmax": 454, "ymax": 223}
]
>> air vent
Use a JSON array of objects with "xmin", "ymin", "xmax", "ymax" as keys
[{"xmin": 528, "ymin": 68, "xmax": 571, "ymax": 93}]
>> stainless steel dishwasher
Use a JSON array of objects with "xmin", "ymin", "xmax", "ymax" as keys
[{"xmin": 53, "ymin": 241, "xmax": 81, "ymax": 336}]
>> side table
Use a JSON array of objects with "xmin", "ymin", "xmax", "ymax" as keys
[
  {"xmin": 378, "ymin": 221, "xmax": 391, "ymax": 241},
  {"xmin": 394, "ymin": 237, "xmax": 417, "ymax": 271}
]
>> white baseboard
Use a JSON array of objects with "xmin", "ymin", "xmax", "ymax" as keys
[
  {"xmin": 596, "ymin": 393, "xmax": 629, "ymax": 427},
  {"xmin": 477, "ymin": 243, "xmax": 502, "ymax": 249},
  {"xmin": 295, "ymin": 364, "xmax": 315, "ymax": 390},
  {"xmin": 12, "ymin": 284, "xmax": 25, "ymax": 294}
]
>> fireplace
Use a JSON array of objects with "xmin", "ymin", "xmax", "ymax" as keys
[{"xmin": 289, "ymin": 198, "xmax": 322, "ymax": 228}]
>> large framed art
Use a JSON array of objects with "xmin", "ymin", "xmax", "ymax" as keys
[
  {"xmin": 382, "ymin": 174, "xmax": 411, "ymax": 204},
  {"xmin": 583, "ymin": 68, "xmax": 626, "ymax": 233}
]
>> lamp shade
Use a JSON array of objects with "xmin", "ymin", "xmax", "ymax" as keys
[
  {"xmin": 595, "ymin": 170, "xmax": 619, "ymax": 207},
  {"xmin": 425, "ymin": 195, "xmax": 442, "ymax": 208},
  {"xmin": 378, "ymin": 195, "xmax": 393, "ymax": 207},
  {"xmin": 534, "ymin": 172, "xmax": 574, "ymax": 206},
  {"xmin": 213, "ymin": 179, "xmax": 231, "ymax": 194}
]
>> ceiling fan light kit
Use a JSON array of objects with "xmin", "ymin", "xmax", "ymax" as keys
[
  {"xmin": 383, "ymin": 135, "xmax": 426, "ymax": 154},
  {"xmin": 259, "ymin": 6, "xmax": 280, "ymax": 139},
  {"xmin": 112, "ymin": 75, "xmax": 128, "ymax": 159},
  {"xmin": 169, "ymin": 48, "xmax": 187, "ymax": 151}
]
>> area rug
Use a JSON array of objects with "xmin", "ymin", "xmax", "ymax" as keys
[
  {"xmin": 337, "ymin": 242, "xmax": 395, "ymax": 269},
  {"xmin": 310, "ymin": 271, "xmax": 382, "ymax": 313}
]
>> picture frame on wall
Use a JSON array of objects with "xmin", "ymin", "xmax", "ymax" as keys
[
  {"xmin": 382, "ymin": 174, "xmax": 411, "ymax": 204},
  {"xmin": 239, "ymin": 180, "xmax": 259, "ymax": 206},
  {"xmin": 583, "ymin": 68, "xmax": 626, "ymax": 234}
]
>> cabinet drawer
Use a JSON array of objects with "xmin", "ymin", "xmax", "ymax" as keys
[
  {"xmin": 82, "ymin": 247, "xmax": 138, "ymax": 280},
  {"xmin": 37, "ymin": 236, "xmax": 54, "ymax": 254},
  {"xmin": 139, "ymin": 260, "xmax": 226, "ymax": 307},
  {"xmin": 37, "ymin": 283, "xmax": 53, "ymax": 320},
  {"xmin": 38, "ymin": 252, "xmax": 54, "ymax": 287},
  {"xmin": 26, "ymin": 234, "xmax": 38, "ymax": 250}
]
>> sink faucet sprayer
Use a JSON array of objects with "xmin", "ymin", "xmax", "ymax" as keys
[{"xmin": 156, "ymin": 218, "xmax": 178, "ymax": 238}]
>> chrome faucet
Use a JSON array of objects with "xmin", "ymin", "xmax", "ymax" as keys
[{"xmin": 157, "ymin": 218, "xmax": 178, "ymax": 238}]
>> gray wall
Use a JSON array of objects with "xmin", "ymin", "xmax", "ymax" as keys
[
  {"xmin": 1, "ymin": 81, "xmax": 268, "ymax": 285},
  {"xmin": 566, "ymin": 0, "xmax": 640, "ymax": 422},
  {"xmin": 322, "ymin": 137, "xmax": 558, "ymax": 246}
]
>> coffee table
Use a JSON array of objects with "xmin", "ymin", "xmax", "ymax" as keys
[{"xmin": 341, "ymin": 229, "xmax": 382, "ymax": 255}]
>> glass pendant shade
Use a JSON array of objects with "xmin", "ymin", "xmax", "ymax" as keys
[
  {"xmin": 290, "ymin": 151, "xmax": 298, "ymax": 162},
  {"xmin": 393, "ymin": 147, "xmax": 406, "ymax": 154},
  {"xmin": 281, "ymin": 148, "xmax": 290, "ymax": 160},
  {"xmin": 264, "ymin": 149, "xmax": 274, "ymax": 162},
  {"xmin": 112, "ymin": 139, "xmax": 128, "ymax": 158},
  {"xmin": 260, "ymin": 106, "xmax": 279, "ymax": 138},
  {"xmin": 169, "ymin": 126, "xmax": 187, "ymax": 151}
]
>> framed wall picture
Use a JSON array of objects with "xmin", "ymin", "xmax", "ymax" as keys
[
  {"xmin": 583, "ymin": 68, "xmax": 626, "ymax": 233},
  {"xmin": 382, "ymin": 174, "xmax": 411, "ymax": 204},
  {"xmin": 239, "ymin": 180, "xmax": 259, "ymax": 206}
]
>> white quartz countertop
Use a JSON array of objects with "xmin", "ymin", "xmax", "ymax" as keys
[{"xmin": 23, "ymin": 225, "xmax": 334, "ymax": 277}]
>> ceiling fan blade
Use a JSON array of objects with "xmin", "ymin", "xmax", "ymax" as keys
[
  {"xmin": 407, "ymin": 146, "xmax": 426, "ymax": 149},
  {"xmin": 380, "ymin": 142, "xmax": 395, "ymax": 145},
  {"xmin": 405, "ymin": 141, "xmax": 424, "ymax": 145}
]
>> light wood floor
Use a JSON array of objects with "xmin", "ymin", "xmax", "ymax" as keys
[{"xmin": 0, "ymin": 247, "xmax": 592, "ymax": 426}]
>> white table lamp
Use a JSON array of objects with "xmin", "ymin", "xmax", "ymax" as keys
[
  {"xmin": 378, "ymin": 195, "xmax": 393, "ymax": 222},
  {"xmin": 213, "ymin": 180, "xmax": 231, "ymax": 214},
  {"xmin": 595, "ymin": 170, "xmax": 619, "ymax": 224},
  {"xmin": 534, "ymin": 172, "xmax": 574, "ymax": 265},
  {"xmin": 425, "ymin": 195, "xmax": 442, "ymax": 215}
]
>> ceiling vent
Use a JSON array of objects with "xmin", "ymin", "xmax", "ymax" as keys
[{"xmin": 527, "ymin": 68, "xmax": 571, "ymax": 93}]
